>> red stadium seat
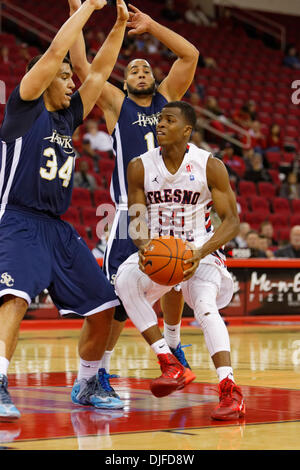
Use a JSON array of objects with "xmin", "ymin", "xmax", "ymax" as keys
[
  {"xmin": 236, "ymin": 196, "xmax": 248, "ymax": 212},
  {"xmin": 290, "ymin": 214, "xmax": 300, "ymax": 227},
  {"xmin": 61, "ymin": 207, "xmax": 81, "ymax": 225},
  {"xmin": 272, "ymin": 197, "xmax": 290, "ymax": 214},
  {"xmin": 81, "ymin": 207, "xmax": 99, "ymax": 227},
  {"xmin": 277, "ymin": 227, "xmax": 290, "ymax": 242},
  {"xmin": 244, "ymin": 210, "xmax": 270, "ymax": 228},
  {"xmin": 248, "ymin": 196, "xmax": 270, "ymax": 212},
  {"xmin": 238, "ymin": 180, "xmax": 257, "ymax": 197},
  {"xmin": 291, "ymin": 199, "xmax": 300, "ymax": 213},
  {"xmin": 71, "ymin": 188, "xmax": 93, "ymax": 207},
  {"xmin": 93, "ymin": 189, "xmax": 112, "ymax": 206},
  {"xmin": 269, "ymin": 213, "xmax": 289, "ymax": 229},
  {"xmin": 257, "ymin": 182, "xmax": 277, "ymax": 198},
  {"xmin": 265, "ymin": 151, "xmax": 281, "ymax": 169}
]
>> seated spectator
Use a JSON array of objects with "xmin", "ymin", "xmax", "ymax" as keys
[
  {"xmin": 258, "ymin": 235, "xmax": 275, "ymax": 258},
  {"xmin": 283, "ymin": 46, "xmax": 300, "ymax": 70},
  {"xmin": 161, "ymin": 0, "xmax": 181, "ymax": 22},
  {"xmin": 245, "ymin": 230, "xmax": 268, "ymax": 258},
  {"xmin": 74, "ymin": 160, "xmax": 98, "ymax": 191},
  {"xmin": 197, "ymin": 53, "xmax": 217, "ymax": 69},
  {"xmin": 244, "ymin": 153, "xmax": 272, "ymax": 183},
  {"xmin": 144, "ymin": 36, "xmax": 160, "ymax": 54},
  {"xmin": 232, "ymin": 222, "xmax": 251, "ymax": 248},
  {"xmin": 279, "ymin": 172, "xmax": 300, "ymax": 200},
  {"xmin": 274, "ymin": 225, "xmax": 300, "ymax": 257},
  {"xmin": 83, "ymin": 119, "xmax": 113, "ymax": 158},
  {"xmin": 242, "ymin": 121, "xmax": 266, "ymax": 151},
  {"xmin": 233, "ymin": 100, "xmax": 257, "ymax": 129},
  {"xmin": 266, "ymin": 124, "xmax": 283, "ymax": 151},
  {"xmin": 0, "ymin": 45, "xmax": 9, "ymax": 64},
  {"xmin": 190, "ymin": 129, "xmax": 212, "ymax": 152},
  {"xmin": 205, "ymin": 96, "xmax": 224, "ymax": 117},
  {"xmin": 221, "ymin": 143, "xmax": 246, "ymax": 179},
  {"xmin": 18, "ymin": 43, "xmax": 31, "ymax": 64},
  {"xmin": 259, "ymin": 220, "xmax": 278, "ymax": 247},
  {"xmin": 185, "ymin": 0, "xmax": 213, "ymax": 26}
]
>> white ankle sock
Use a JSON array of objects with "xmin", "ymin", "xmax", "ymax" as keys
[
  {"xmin": 151, "ymin": 338, "xmax": 171, "ymax": 356},
  {"xmin": 0, "ymin": 356, "xmax": 9, "ymax": 376},
  {"xmin": 163, "ymin": 322, "xmax": 181, "ymax": 349},
  {"xmin": 216, "ymin": 366, "xmax": 234, "ymax": 383},
  {"xmin": 77, "ymin": 358, "xmax": 100, "ymax": 381},
  {"xmin": 99, "ymin": 350, "xmax": 113, "ymax": 373}
]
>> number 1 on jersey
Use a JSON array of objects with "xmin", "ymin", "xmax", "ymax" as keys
[{"xmin": 144, "ymin": 132, "xmax": 155, "ymax": 151}]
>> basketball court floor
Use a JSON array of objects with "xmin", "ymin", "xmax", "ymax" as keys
[{"xmin": 1, "ymin": 318, "xmax": 300, "ymax": 451}]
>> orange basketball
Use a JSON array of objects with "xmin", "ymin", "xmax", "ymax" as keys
[{"xmin": 142, "ymin": 236, "xmax": 193, "ymax": 286}]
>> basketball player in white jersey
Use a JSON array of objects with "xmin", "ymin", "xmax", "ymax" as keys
[
  {"xmin": 115, "ymin": 101, "xmax": 245, "ymax": 421},
  {"xmin": 68, "ymin": 1, "xmax": 199, "ymax": 386}
]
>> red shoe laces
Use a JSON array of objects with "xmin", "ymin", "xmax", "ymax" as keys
[
  {"xmin": 219, "ymin": 381, "xmax": 236, "ymax": 407},
  {"xmin": 159, "ymin": 355, "xmax": 181, "ymax": 378}
]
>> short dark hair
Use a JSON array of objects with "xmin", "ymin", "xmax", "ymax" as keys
[
  {"xmin": 26, "ymin": 54, "xmax": 72, "ymax": 73},
  {"xmin": 162, "ymin": 101, "xmax": 197, "ymax": 129}
]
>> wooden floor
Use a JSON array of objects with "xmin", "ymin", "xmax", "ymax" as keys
[{"xmin": 1, "ymin": 319, "xmax": 300, "ymax": 451}]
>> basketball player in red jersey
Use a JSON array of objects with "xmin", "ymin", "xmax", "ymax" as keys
[
  {"xmin": 68, "ymin": 1, "xmax": 199, "ymax": 385},
  {"xmin": 115, "ymin": 101, "xmax": 245, "ymax": 420}
]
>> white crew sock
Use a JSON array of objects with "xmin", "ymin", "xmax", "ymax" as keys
[
  {"xmin": 216, "ymin": 366, "xmax": 234, "ymax": 383},
  {"xmin": 0, "ymin": 356, "xmax": 9, "ymax": 376},
  {"xmin": 77, "ymin": 358, "xmax": 100, "ymax": 381},
  {"xmin": 99, "ymin": 350, "xmax": 113, "ymax": 373},
  {"xmin": 163, "ymin": 322, "xmax": 181, "ymax": 349},
  {"xmin": 151, "ymin": 338, "xmax": 172, "ymax": 356}
]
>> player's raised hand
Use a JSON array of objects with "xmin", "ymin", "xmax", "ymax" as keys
[
  {"xmin": 127, "ymin": 4, "xmax": 152, "ymax": 35},
  {"xmin": 116, "ymin": 0, "xmax": 129, "ymax": 23}
]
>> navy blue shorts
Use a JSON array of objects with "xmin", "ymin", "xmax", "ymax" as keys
[
  {"xmin": 0, "ymin": 206, "xmax": 119, "ymax": 316},
  {"xmin": 103, "ymin": 209, "xmax": 137, "ymax": 285}
]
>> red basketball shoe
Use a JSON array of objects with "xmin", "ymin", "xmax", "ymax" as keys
[
  {"xmin": 150, "ymin": 353, "xmax": 188, "ymax": 398},
  {"xmin": 211, "ymin": 377, "xmax": 245, "ymax": 421}
]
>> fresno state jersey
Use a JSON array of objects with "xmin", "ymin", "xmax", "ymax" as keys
[{"xmin": 140, "ymin": 143, "xmax": 218, "ymax": 250}]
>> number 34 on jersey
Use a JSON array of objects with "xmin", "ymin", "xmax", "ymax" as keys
[{"xmin": 40, "ymin": 147, "xmax": 74, "ymax": 188}]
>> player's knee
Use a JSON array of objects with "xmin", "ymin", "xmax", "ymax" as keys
[
  {"xmin": 114, "ymin": 304, "xmax": 128, "ymax": 322},
  {"xmin": 194, "ymin": 301, "xmax": 219, "ymax": 327}
]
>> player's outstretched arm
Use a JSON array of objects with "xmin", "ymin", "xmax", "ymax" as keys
[
  {"xmin": 20, "ymin": 0, "xmax": 106, "ymax": 101},
  {"xmin": 127, "ymin": 158, "xmax": 150, "ymax": 259},
  {"xmin": 68, "ymin": 0, "xmax": 91, "ymax": 82},
  {"xmin": 127, "ymin": 4, "xmax": 199, "ymax": 101},
  {"xmin": 183, "ymin": 157, "xmax": 240, "ymax": 280},
  {"xmin": 78, "ymin": 0, "xmax": 128, "ymax": 119}
]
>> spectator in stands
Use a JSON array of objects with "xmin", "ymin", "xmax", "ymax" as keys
[
  {"xmin": 266, "ymin": 124, "xmax": 283, "ymax": 151},
  {"xmin": 190, "ymin": 128, "xmax": 212, "ymax": 152},
  {"xmin": 221, "ymin": 143, "xmax": 246, "ymax": 179},
  {"xmin": 274, "ymin": 226, "xmax": 300, "ymax": 257},
  {"xmin": 279, "ymin": 172, "xmax": 300, "ymax": 200},
  {"xmin": 144, "ymin": 35, "xmax": 160, "ymax": 54},
  {"xmin": 283, "ymin": 46, "xmax": 300, "ymax": 70},
  {"xmin": 0, "ymin": 45, "xmax": 9, "ymax": 64},
  {"xmin": 244, "ymin": 153, "xmax": 272, "ymax": 183},
  {"xmin": 259, "ymin": 221, "xmax": 278, "ymax": 247},
  {"xmin": 245, "ymin": 230, "xmax": 267, "ymax": 258},
  {"xmin": 258, "ymin": 235, "xmax": 275, "ymax": 259},
  {"xmin": 161, "ymin": 0, "xmax": 181, "ymax": 22},
  {"xmin": 197, "ymin": 52, "xmax": 217, "ymax": 69},
  {"xmin": 185, "ymin": 0, "xmax": 214, "ymax": 27},
  {"xmin": 18, "ymin": 43, "xmax": 31, "ymax": 64},
  {"xmin": 233, "ymin": 100, "xmax": 257, "ymax": 129},
  {"xmin": 205, "ymin": 96, "xmax": 224, "ymax": 117},
  {"xmin": 83, "ymin": 119, "xmax": 113, "ymax": 157},
  {"xmin": 242, "ymin": 121, "xmax": 266, "ymax": 152},
  {"xmin": 232, "ymin": 222, "xmax": 250, "ymax": 248},
  {"xmin": 74, "ymin": 160, "xmax": 98, "ymax": 191}
]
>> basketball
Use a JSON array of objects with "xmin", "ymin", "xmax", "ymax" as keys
[{"xmin": 142, "ymin": 236, "xmax": 193, "ymax": 286}]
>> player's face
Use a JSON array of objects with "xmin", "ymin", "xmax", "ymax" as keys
[
  {"xmin": 156, "ymin": 108, "xmax": 190, "ymax": 145},
  {"xmin": 45, "ymin": 63, "xmax": 75, "ymax": 110},
  {"xmin": 124, "ymin": 60, "xmax": 155, "ymax": 96}
]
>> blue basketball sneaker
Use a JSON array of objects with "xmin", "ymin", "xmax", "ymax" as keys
[
  {"xmin": 71, "ymin": 369, "xmax": 124, "ymax": 409},
  {"xmin": 0, "ymin": 374, "xmax": 21, "ymax": 420},
  {"xmin": 170, "ymin": 343, "xmax": 196, "ymax": 385}
]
